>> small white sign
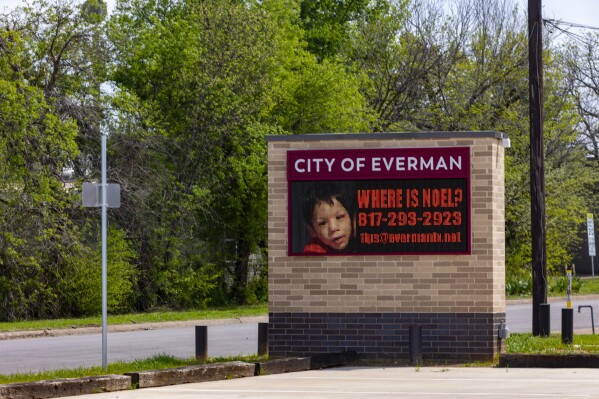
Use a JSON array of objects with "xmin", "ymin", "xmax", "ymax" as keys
[
  {"xmin": 588, "ymin": 214, "xmax": 596, "ymax": 257},
  {"xmin": 82, "ymin": 182, "xmax": 121, "ymax": 208}
]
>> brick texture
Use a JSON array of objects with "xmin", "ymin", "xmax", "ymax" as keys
[
  {"xmin": 269, "ymin": 311, "xmax": 505, "ymax": 361},
  {"xmin": 267, "ymin": 133, "xmax": 506, "ymax": 360}
]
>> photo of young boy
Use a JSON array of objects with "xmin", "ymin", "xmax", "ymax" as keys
[{"xmin": 299, "ymin": 182, "xmax": 355, "ymax": 254}]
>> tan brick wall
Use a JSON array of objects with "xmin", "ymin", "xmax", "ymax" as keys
[{"xmin": 267, "ymin": 135, "xmax": 505, "ymax": 315}]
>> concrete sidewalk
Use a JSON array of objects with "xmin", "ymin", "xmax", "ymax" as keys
[{"xmin": 59, "ymin": 366, "xmax": 599, "ymax": 399}]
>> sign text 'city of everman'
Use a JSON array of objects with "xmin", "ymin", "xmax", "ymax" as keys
[
  {"xmin": 287, "ymin": 147, "xmax": 469, "ymax": 181},
  {"xmin": 293, "ymin": 155, "xmax": 462, "ymax": 174}
]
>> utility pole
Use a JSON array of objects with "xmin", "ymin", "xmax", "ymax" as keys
[{"xmin": 528, "ymin": 0, "xmax": 548, "ymax": 336}]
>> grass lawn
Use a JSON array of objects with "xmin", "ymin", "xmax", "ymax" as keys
[
  {"xmin": 0, "ymin": 303, "xmax": 267, "ymax": 333},
  {"xmin": 577, "ymin": 277, "xmax": 599, "ymax": 295},
  {"xmin": 0, "ymin": 354, "xmax": 268, "ymax": 384},
  {"xmin": 507, "ymin": 333, "xmax": 599, "ymax": 354}
]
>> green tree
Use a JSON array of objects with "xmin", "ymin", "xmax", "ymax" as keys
[
  {"xmin": 561, "ymin": 32, "xmax": 599, "ymax": 166},
  {"xmin": 344, "ymin": 0, "xmax": 599, "ymax": 282},
  {"xmin": 108, "ymin": 0, "xmax": 371, "ymax": 307},
  {"xmin": 60, "ymin": 226, "xmax": 137, "ymax": 315},
  {"xmin": 0, "ymin": 0, "xmax": 140, "ymax": 320},
  {"xmin": 0, "ymin": 22, "xmax": 81, "ymax": 320},
  {"xmin": 299, "ymin": 0, "xmax": 388, "ymax": 59},
  {"xmin": 344, "ymin": 0, "xmax": 462, "ymax": 131}
]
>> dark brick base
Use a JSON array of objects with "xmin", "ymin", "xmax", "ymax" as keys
[{"xmin": 269, "ymin": 312, "xmax": 505, "ymax": 361}]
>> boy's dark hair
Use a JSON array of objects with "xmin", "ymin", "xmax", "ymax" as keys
[{"xmin": 301, "ymin": 182, "xmax": 352, "ymax": 226}]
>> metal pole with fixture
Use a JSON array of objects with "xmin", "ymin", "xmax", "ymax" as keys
[
  {"xmin": 101, "ymin": 130, "xmax": 108, "ymax": 370},
  {"xmin": 82, "ymin": 130, "xmax": 120, "ymax": 371}
]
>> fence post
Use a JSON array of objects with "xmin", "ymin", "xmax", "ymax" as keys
[
  {"xmin": 562, "ymin": 308, "xmax": 574, "ymax": 344},
  {"xmin": 195, "ymin": 326, "xmax": 208, "ymax": 360},
  {"xmin": 409, "ymin": 325, "xmax": 422, "ymax": 365},
  {"xmin": 258, "ymin": 322, "xmax": 269, "ymax": 356},
  {"xmin": 539, "ymin": 303, "xmax": 551, "ymax": 337}
]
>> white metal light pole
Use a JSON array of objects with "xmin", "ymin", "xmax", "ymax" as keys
[
  {"xmin": 101, "ymin": 129, "xmax": 108, "ymax": 370},
  {"xmin": 83, "ymin": 129, "xmax": 120, "ymax": 370}
]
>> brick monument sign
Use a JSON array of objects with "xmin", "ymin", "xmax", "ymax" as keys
[{"xmin": 266, "ymin": 132, "xmax": 508, "ymax": 361}]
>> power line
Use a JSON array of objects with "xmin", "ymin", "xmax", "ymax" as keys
[
  {"xmin": 543, "ymin": 19, "xmax": 598, "ymax": 47},
  {"xmin": 544, "ymin": 18, "xmax": 599, "ymax": 31}
]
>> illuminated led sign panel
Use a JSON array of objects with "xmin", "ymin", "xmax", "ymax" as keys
[{"xmin": 288, "ymin": 147, "xmax": 471, "ymax": 256}]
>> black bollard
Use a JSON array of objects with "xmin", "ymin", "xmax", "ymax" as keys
[
  {"xmin": 562, "ymin": 308, "xmax": 574, "ymax": 344},
  {"xmin": 195, "ymin": 325, "xmax": 208, "ymax": 360},
  {"xmin": 258, "ymin": 322, "xmax": 269, "ymax": 356},
  {"xmin": 539, "ymin": 303, "xmax": 551, "ymax": 337},
  {"xmin": 409, "ymin": 325, "xmax": 422, "ymax": 365}
]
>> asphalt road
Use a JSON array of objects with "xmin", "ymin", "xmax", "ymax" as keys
[
  {"xmin": 0, "ymin": 322, "xmax": 260, "ymax": 375},
  {"xmin": 59, "ymin": 366, "xmax": 599, "ymax": 399},
  {"xmin": 506, "ymin": 297, "xmax": 599, "ymax": 333},
  {"xmin": 1, "ymin": 298, "xmax": 599, "ymax": 375}
]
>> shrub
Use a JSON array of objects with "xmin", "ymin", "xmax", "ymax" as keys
[
  {"xmin": 60, "ymin": 226, "xmax": 137, "ymax": 316},
  {"xmin": 506, "ymin": 275, "xmax": 532, "ymax": 296},
  {"xmin": 549, "ymin": 275, "xmax": 582, "ymax": 295}
]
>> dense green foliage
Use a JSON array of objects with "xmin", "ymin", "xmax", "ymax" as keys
[
  {"xmin": 0, "ymin": 0, "xmax": 598, "ymax": 320},
  {"xmin": 506, "ymin": 274, "xmax": 585, "ymax": 298}
]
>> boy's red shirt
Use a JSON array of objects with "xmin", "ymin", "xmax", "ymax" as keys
[{"xmin": 302, "ymin": 238, "xmax": 329, "ymax": 253}]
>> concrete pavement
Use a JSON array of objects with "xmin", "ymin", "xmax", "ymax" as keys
[{"xmin": 58, "ymin": 366, "xmax": 599, "ymax": 399}]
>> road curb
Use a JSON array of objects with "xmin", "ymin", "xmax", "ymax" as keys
[
  {"xmin": 0, "ymin": 375, "xmax": 131, "ymax": 399},
  {"xmin": 499, "ymin": 353, "xmax": 599, "ymax": 368},
  {"xmin": 125, "ymin": 361, "xmax": 255, "ymax": 388},
  {"xmin": 254, "ymin": 351, "xmax": 359, "ymax": 376},
  {"xmin": 0, "ymin": 352, "xmax": 358, "ymax": 399},
  {"xmin": 255, "ymin": 357, "xmax": 311, "ymax": 375}
]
